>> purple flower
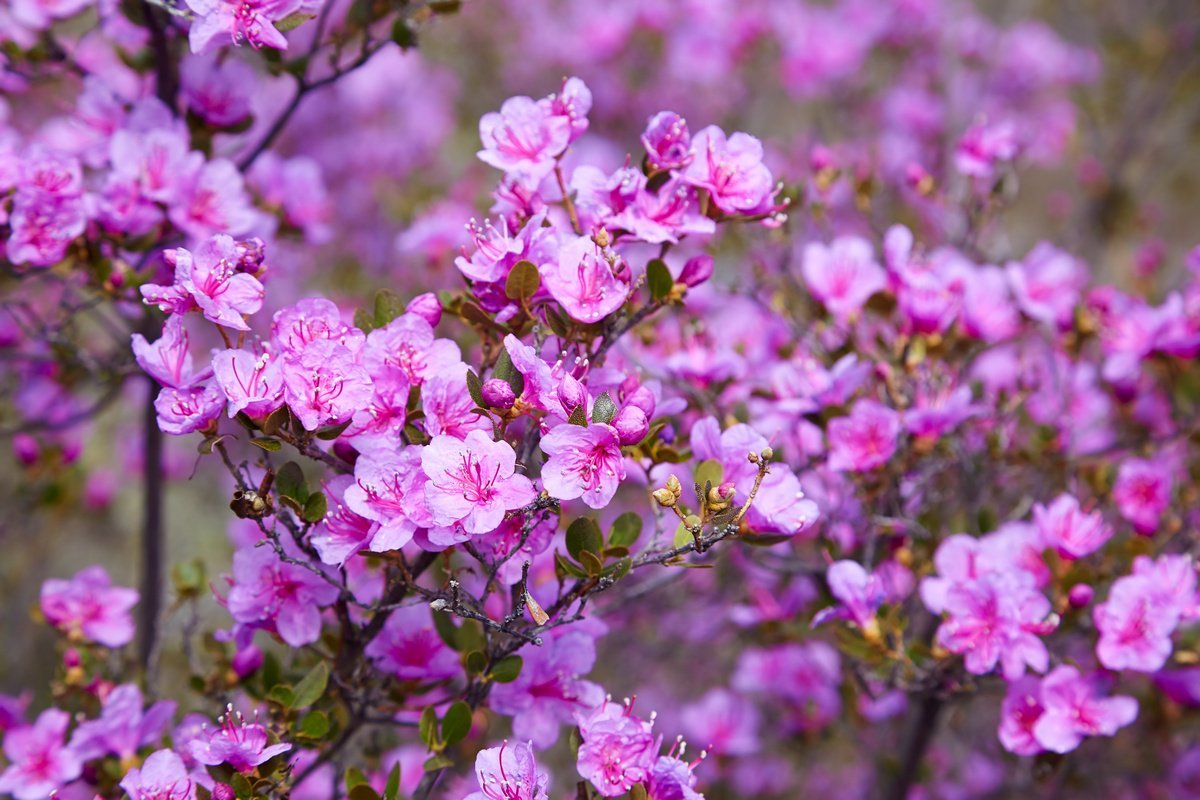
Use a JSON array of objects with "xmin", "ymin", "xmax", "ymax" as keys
[
  {"xmin": 185, "ymin": 0, "xmax": 302, "ymax": 53},
  {"xmin": 936, "ymin": 571, "xmax": 1054, "ymax": 680},
  {"xmin": 132, "ymin": 315, "xmax": 211, "ymax": 390},
  {"xmin": 421, "ymin": 430, "xmax": 536, "ymax": 535},
  {"xmin": 733, "ymin": 643, "xmax": 841, "ymax": 733},
  {"xmin": 477, "ymin": 95, "xmax": 571, "ymax": 187},
  {"xmin": 155, "ymin": 383, "xmax": 226, "ymax": 435},
  {"xmin": 40, "ymin": 565, "xmax": 138, "ymax": 647},
  {"xmin": 1031, "ymin": 666, "xmax": 1138, "ymax": 754},
  {"xmin": 225, "ymin": 545, "xmax": 339, "ymax": 647},
  {"xmin": 1112, "ymin": 458, "xmax": 1172, "ymax": 535},
  {"xmin": 0, "ymin": 709, "xmax": 82, "ymax": 800},
  {"xmin": 1006, "ymin": 242, "xmax": 1086, "ymax": 330},
  {"xmin": 678, "ymin": 688, "xmax": 759, "ymax": 758},
  {"xmin": 282, "ymin": 339, "xmax": 374, "ymax": 432},
  {"xmin": 342, "ymin": 445, "xmax": 430, "ymax": 555},
  {"xmin": 1094, "ymin": 574, "xmax": 1178, "ymax": 673},
  {"xmin": 609, "ymin": 179, "xmax": 715, "ymax": 245},
  {"xmin": 422, "ymin": 365, "xmax": 492, "ymax": 440},
  {"xmin": 1033, "ymin": 493, "xmax": 1111, "ymax": 560},
  {"xmin": 576, "ymin": 699, "xmax": 660, "ymax": 797},
  {"xmin": 181, "ymin": 54, "xmax": 254, "ymax": 127},
  {"xmin": 998, "ymin": 677, "xmax": 1045, "ymax": 756},
  {"xmin": 271, "ymin": 298, "xmax": 365, "ymax": 358},
  {"xmin": 954, "ymin": 119, "xmax": 1019, "ymax": 178},
  {"xmin": 464, "ymin": 740, "xmax": 549, "ymax": 800},
  {"xmin": 539, "ymin": 422, "xmax": 626, "ymax": 509},
  {"xmin": 120, "ymin": 749, "xmax": 196, "ymax": 800},
  {"xmin": 826, "ymin": 399, "xmax": 901, "ymax": 472},
  {"xmin": 212, "ymin": 346, "xmax": 284, "ymax": 419},
  {"xmin": 540, "ymin": 236, "xmax": 630, "ymax": 324},
  {"xmin": 69, "ymin": 683, "xmax": 175, "ymax": 762},
  {"xmin": 645, "ymin": 756, "xmax": 704, "ymax": 800},
  {"xmin": 490, "ymin": 628, "xmax": 604, "ymax": 749},
  {"xmin": 189, "ymin": 706, "xmax": 291, "ymax": 774},
  {"xmin": 142, "ymin": 235, "xmax": 264, "ymax": 331},
  {"xmin": 642, "ymin": 111, "xmax": 692, "ymax": 171},
  {"xmin": 682, "ymin": 125, "xmax": 775, "ymax": 215},
  {"xmin": 801, "ymin": 236, "xmax": 886, "ymax": 322},
  {"xmin": 360, "ymin": 312, "xmax": 458, "ymax": 386},
  {"xmin": 308, "ymin": 475, "xmax": 379, "ymax": 566},
  {"xmin": 364, "ymin": 605, "xmax": 459, "ymax": 683},
  {"xmin": 813, "ymin": 560, "xmax": 885, "ymax": 635}
]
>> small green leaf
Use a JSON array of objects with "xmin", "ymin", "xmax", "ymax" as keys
[
  {"xmin": 423, "ymin": 754, "xmax": 453, "ymax": 772},
  {"xmin": 545, "ymin": 305, "xmax": 571, "ymax": 337},
  {"xmin": 609, "ymin": 512, "xmax": 643, "ymax": 548},
  {"xmin": 579, "ymin": 550, "xmax": 604, "ymax": 577},
  {"xmin": 693, "ymin": 459, "xmax": 723, "ymax": 495},
  {"xmin": 489, "ymin": 655, "xmax": 523, "ymax": 683},
  {"xmin": 274, "ymin": 11, "xmax": 314, "ymax": 31},
  {"xmin": 566, "ymin": 517, "xmax": 603, "ymax": 562},
  {"xmin": 268, "ymin": 685, "xmax": 294, "ymax": 707},
  {"xmin": 198, "ymin": 434, "xmax": 230, "ymax": 455},
  {"xmin": 464, "ymin": 650, "xmax": 487, "ymax": 676},
  {"xmin": 298, "ymin": 710, "xmax": 330, "ymax": 738},
  {"xmin": 647, "ymin": 259, "xmax": 673, "ymax": 301},
  {"xmin": 466, "ymin": 369, "xmax": 485, "ymax": 407},
  {"xmin": 505, "ymin": 260, "xmax": 541, "ymax": 301},
  {"xmin": 373, "ymin": 289, "xmax": 406, "ymax": 328},
  {"xmin": 591, "ymin": 391, "xmax": 617, "ymax": 425},
  {"xmin": 354, "ymin": 308, "xmax": 375, "ymax": 334},
  {"xmin": 316, "ymin": 418, "xmax": 353, "ymax": 440},
  {"xmin": 290, "ymin": 662, "xmax": 328, "ymax": 710},
  {"xmin": 391, "ymin": 18, "xmax": 417, "ymax": 49},
  {"xmin": 249, "ymin": 437, "xmax": 282, "ymax": 452},
  {"xmin": 567, "ymin": 404, "xmax": 588, "ymax": 427},
  {"xmin": 418, "ymin": 706, "xmax": 438, "ymax": 749},
  {"xmin": 348, "ymin": 786, "xmax": 380, "ymax": 800},
  {"xmin": 607, "ymin": 556, "xmax": 633, "ymax": 581},
  {"xmin": 631, "ymin": 784, "xmax": 649, "ymax": 800},
  {"xmin": 441, "ymin": 701, "xmax": 472, "ymax": 746},
  {"xmin": 672, "ymin": 522, "xmax": 692, "ymax": 549},
  {"xmin": 493, "ymin": 348, "xmax": 525, "ymax": 397},
  {"xmin": 276, "ymin": 462, "xmax": 308, "ymax": 504},
  {"xmin": 303, "ymin": 491, "xmax": 328, "ymax": 524},
  {"xmin": 383, "ymin": 762, "xmax": 402, "ymax": 800},
  {"xmin": 555, "ymin": 551, "xmax": 588, "ymax": 580},
  {"xmin": 231, "ymin": 773, "xmax": 253, "ymax": 800},
  {"xmin": 432, "ymin": 609, "xmax": 459, "ymax": 650}
]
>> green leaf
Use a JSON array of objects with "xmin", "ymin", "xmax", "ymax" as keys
[
  {"xmin": 373, "ymin": 289, "xmax": 406, "ymax": 328},
  {"xmin": 391, "ymin": 18, "xmax": 417, "ymax": 49},
  {"xmin": 555, "ymin": 551, "xmax": 588, "ymax": 580},
  {"xmin": 606, "ymin": 556, "xmax": 633, "ymax": 581},
  {"xmin": 249, "ymin": 437, "xmax": 282, "ymax": 452},
  {"xmin": 354, "ymin": 307, "xmax": 375, "ymax": 334},
  {"xmin": 197, "ymin": 434, "xmax": 230, "ymax": 455},
  {"xmin": 579, "ymin": 550, "xmax": 604, "ymax": 577},
  {"xmin": 441, "ymin": 701, "xmax": 472, "ymax": 746},
  {"xmin": 418, "ymin": 706, "xmax": 439, "ymax": 749},
  {"xmin": 631, "ymin": 784, "xmax": 649, "ymax": 800},
  {"xmin": 290, "ymin": 662, "xmax": 329, "ymax": 710},
  {"xmin": 505, "ymin": 260, "xmax": 541, "ymax": 301},
  {"xmin": 298, "ymin": 710, "xmax": 330, "ymax": 739},
  {"xmin": 591, "ymin": 391, "xmax": 617, "ymax": 425},
  {"xmin": 274, "ymin": 11, "xmax": 314, "ymax": 31},
  {"xmin": 466, "ymin": 369, "xmax": 485, "ymax": 407},
  {"xmin": 302, "ymin": 491, "xmax": 328, "ymax": 524},
  {"xmin": 567, "ymin": 404, "xmax": 588, "ymax": 427},
  {"xmin": 464, "ymin": 650, "xmax": 487, "ymax": 676},
  {"xmin": 457, "ymin": 620, "xmax": 486, "ymax": 654},
  {"xmin": 316, "ymin": 418, "xmax": 354, "ymax": 440},
  {"xmin": 566, "ymin": 517, "xmax": 603, "ymax": 562},
  {"xmin": 694, "ymin": 459, "xmax": 723, "ymax": 496},
  {"xmin": 423, "ymin": 754, "xmax": 453, "ymax": 772},
  {"xmin": 647, "ymin": 259, "xmax": 673, "ymax": 301},
  {"xmin": 489, "ymin": 655, "xmax": 523, "ymax": 683},
  {"xmin": 673, "ymin": 522, "xmax": 693, "ymax": 549},
  {"xmin": 432, "ymin": 609, "xmax": 459, "ymax": 650},
  {"xmin": 268, "ymin": 685, "xmax": 294, "ymax": 707},
  {"xmin": 276, "ymin": 461, "xmax": 308, "ymax": 504},
  {"xmin": 609, "ymin": 512, "xmax": 643, "ymax": 548},
  {"xmin": 348, "ymin": 786, "xmax": 380, "ymax": 800},
  {"xmin": 545, "ymin": 305, "xmax": 571, "ymax": 337},
  {"xmin": 261, "ymin": 406, "xmax": 291, "ymax": 436},
  {"xmin": 383, "ymin": 762, "xmax": 402, "ymax": 800},
  {"xmin": 493, "ymin": 348, "xmax": 525, "ymax": 397},
  {"xmin": 345, "ymin": 767, "xmax": 369, "ymax": 791},
  {"xmin": 231, "ymin": 773, "xmax": 253, "ymax": 800}
]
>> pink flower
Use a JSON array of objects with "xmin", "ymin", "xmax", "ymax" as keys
[
  {"xmin": 464, "ymin": 740, "xmax": 549, "ymax": 800},
  {"xmin": 421, "ymin": 430, "xmax": 535, "ymax": 535},
  {"xmin": 936, "ymin": 571, "xmax": 1054, "ymax": 680},
  {"xmin": 813, "ymin": 560, "xmax": 885, "ymax": 633},
  {"xmin": 733, "ymin": 643, "xmax": 841, "ymax": 733},
  {"xmin": 69, "ymin": 684, "xmax": 175, "ymax": 762},
  {"xmin": 540, "ymin": 236, "xmax": 630, "ymax": 324},
  {"xmin": 142, "ymin": 235, "xmax": 265, "ymax": 331},
  {"xmin": 281, "ymin": 339, "xmax": 374, "ymax": 431},
  {"xmin": 576, "ymin": 700, "xmax": 660, "ymax": 797},
  {"xmin": 343, "ymin": 445, "xmax": 431, "ymax": 554},
  {"xmin": 679, "ymin": 688, "xmax": 759, "ymax": 758},
  {"xmin": 998, "ymin": 677, "xmax": 1046, "ymax": 756},
  {"xmin": 225, "ymin": 545, "xmax": 339, "ymax": 647},
  {"xmin": 961, "ymin": 265, "xmax": 1020, "ymax": 341},
  {"xmin": 1031, "ymin": 666, "xmax": 1138, "ymax": 754},
  {"xmin": 212, "ymin": 346, "xmax": 283, "ymax": 419},
  {"xmin": 609, "ymin": 178, "xmax": 715, "ymax": 245},
  {"xmin": 1006, "ymin": 242, "xmax": 1086, "ymax": 330},
  {"xmin": 1094, "ymin": 574, "xmax": 1178, "ymax": 673},
  {"xmin": 309, "ymin": 475, "xmax": 379, "ymax": 566},
  {"xmin": 119, "ymin": 749, "xmax": 196, "ymax": 800},
  {"xmin": 954, "ymin": 119, "xmax": 1019, "ymax": 178},
  {"xmin": 0, "ymin": 709, "xmax": 82, "ymax": 800},
  {"xmin": 360, "ymin": 312, "xmax": 458, "ymax": 386},
  {"xmin": 477, "ymin": 95, "xmax": 571, "ymax": 187},
  {"xmin": 184, "ymin": 0, "xmax": 302, "ymax": 53},
  {"xmin": 1112, "ymin": 458, "xmax": 1172, "ymax": 535},
  {"xmin": 682, "ymin": 125, "xmax": 775, "ymax": 215},
  {"xmin": 364, "ymin": 605, "xmax": 459, "ymax": 683},
  {"xmin": 642, "ymin": 111, "xmax": 692, "ymax": 171},
  {"xmin": 1033, "ymin": 493, "xmax": 1111, "ymax": 560},
  {"xmin": 155, "ymin": 384, "xmax": 226, "ymax": 435},
  {"xmin": 422, "ymin": 365, "xmax": 492, "ymax": 440},
  {"xmin": 189, "ymin": 707, "xmax": 291, "ymax": 774},
  {"xmin": 168, "ymin": 158, "xmax": 259, "ymax": 239},
  {"xmin": 132, "ymin": 315, "xmax": 211, "ymax": 390},
  {"xmin": 826, "ymin": 399, "xmax": 900, "ymax": 472},
  {"xmin": 40, "ymin": 565, "xmax": 138, "ymax": 647},
  {"xmin": 802, "ymin": 236, "xmax": 886, "ymax": 322},
  {"xmin": 539, "ymin": 422, "xmax": 626, "ymax": 509},
  {"xmin": 181, "ymin": 54, "xmax": 254, "ymax": 127},
  {"xmin": 271, "ymin": 298, "xmax": 365, "ymax": 358}
]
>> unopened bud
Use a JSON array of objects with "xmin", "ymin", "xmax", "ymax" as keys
[
  {"xmin": 760, "ymin": 447, "xmax": 773, "ymax": 461},
  {"xmin": 1068, "ymin": 584, "xmax": 1094, "ymax": 610},
  {"xmin": 406, "ymin": 292, "xmax": 443, "ymax": 327},
  {"xmin": 665, "ymin": 475, "xmax": 682, "ymax": 497},
  {"xmin": 612, "ymin": 405, "xmax": 649, "ymax": 445},
  {"xmin": 593, "ymin": 228, "xmax": 610, "ymax": 248},
  {"xmin": 678, "ymin": 254, "xmax": 714, "ymax": 288},
  {"xmin": 212, "ymin": 783, "xmax": 235, "ymax": 800},
  {"xmin": 234, "ymin": 237, "xmax": 266, "ymax": 273},
  {"xmin": 652, "ymin": 488, "xmax": 676, "ymax": 508},
  {"xmin": 482, "ymin": 378, "xmax": 516, "ymax": 410},
  {"xmin": 747, "ymin": 451, "xmax": 759, "ymax": 464}
]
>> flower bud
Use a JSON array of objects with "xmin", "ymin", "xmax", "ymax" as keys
[
  {"xmin": 1068, "ymin": 584, "xmax": 1094, "ymax": 610},
  {"xmin": 665, "ymin": 475, "xmax": 682, "ymax": 497},
  {"xmin": 652, "ymin": 488, "xmax": 676, "ymax": 508},
  {"xmin": 482, "ymin": 378, "xmax": 516, "ymax": 410},
  {"xmin": 406, "ymin": 292, "xmax": 442, "ymax": 327},
  {"xmin": 232, "ymin": 644, "xmax": 264, "ymax": 678},
  {"xmin": 678, "ymin": 254, "xmax": 714, "ymax": 288},
  {"xmin": 234, "ymin": 237, "xmax": 266, "ymax": 273},
  {"xmin": 760, "ymin": 447, "xmax": 774, "ymax": 461},
  {"xmin": 212, "ymin": 783, "xmax": 236, "ymax": 800},
  {"xmin": 13, "ymin": 433, "xmax": 38, "ymax": 466},
  {"xmin": 624, "ymin": 385, "xmax": 656, "ymax": 418},
  {"xmin": 612, "ymin": 405, "xmax": 649, "ymax": 445},
  {"xmin": 557, "ymin": 374, "xmax": 587, "ymax": 417},
  {"xmin": 593, "ymin": 228, "xmax": 610, "ymax": 248},
  {"xmin": 706, "ymin": 482, "xmax": 735, "ymax": 511}
]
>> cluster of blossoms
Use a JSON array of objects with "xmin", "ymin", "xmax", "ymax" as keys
[{"xmin": 2, "ymin": 0, "xmax": 1200, "ymax": 798}]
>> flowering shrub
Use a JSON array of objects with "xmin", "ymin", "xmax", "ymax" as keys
[{"xmin": 1, "ymin": 1, "xmax": 1199, "ymax": 799}]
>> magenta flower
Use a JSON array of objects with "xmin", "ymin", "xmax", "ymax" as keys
[
  {"xmin": 576, "ymin": 700, "xmax": 660, "ymax": 797},
  {"xmin": 40, "ymin": 565, "xmax": 138, "ymax": 647},
  {"xmin": 464, "ymin": 740, "xmax": 550, "ymax": 800},
  {"xmin": 539, "ymin": 422, "xmax": 626, "ymax": 510},
  {"xmin": 421, "ymin": 430, "xmax": 536, "ymax": 535},
  {"xmin": 679, "ymin": 688, "xmax": 759, "ymax": 758},
  {"xmin": 540, "ymin": 236, "xmax": 630, "ymax": 324},
  {"xmin": 1006, "ymin": 242, "xmax": 1086, "ymax": 330},
  {"xmin": 954, "ymin": 119, "xmax": 1019, "ymax": 178},
  {"xmin": 69, "ymin": 683, "xmax": 175, "ymax": 762},
  {"xmin": 610, "ymin": 179, "xmax": 715, "ymax": 245},
  {"xmin": 132, "ymin": 315, "xmax": 210, "ymax": 390},
  {"xmin": 826, "ymin": 399, "xmax": 901, "ymax": 472},
  {"xmin": 936, "ymin": 571, "xmax": 1054, "ymax": 680},
  {"xmin": 142, "ymin": 235, "xmax": 265, "ymax": 331},
  {"xmin": 645, "ymin": 756, "xmax": 704, "ymax": 800},
  {"xmin": 642, "ymin": 111, "xmax": 692, "ymax": 171},
  {"xmin": 490, "ymin": 628, "xmax": 605, "ymax": 749},
  {"xmin": 733, "ymin": 643, "xmax": 842, "ymax": 733},
  {"xmin": 185, "ymin": 0, "xmax": 302, "ymax": 53},
  {"xmin": 682, "ymin": 125, "xmax": 775, "ymax": 215},
  {"xmin": 1094, "ymin": 574, "xmax": 1178, "ymax": 673},
  {"xmin": 1031, "ymin": 666, "xmax": 1138, "ymax": 754},
  {"xmin": 477, "ymin": 95, "xmax": 571, "ymax": 187},
  {"xmin": 225, "ymin": 545, "xmax": 339, "ymax": 647},
  {"xmin": 212, "ymin": 346, "xmax": 284, "ymax": 419},
  {"xmin": 155, "ymin": 383, "xmax": 226, "ymax": 435},
  {"xmin": 271, "ymin": 298, "xmax": 365, "ymax": 358},
  {"xmin": 998, "ymin": 677, "xmax": 1045, "ymax": 756},
  {"xmin": 281, "ymin": 339, "xmax": 374, "ymax": 431},
  {"xmin": 1112, "ymin": 458, "xmax": 1172, "ymax": 535},
  {"xmin": 1033, "ymin": 493, "xmax": 1111, "ymax": 560},
  {"xmin": 119, "ymin": 749, "xmax": 196, "ymax": 800},
  {"xmin": 363, "ymin": 605, "xmax": 459, "ymax": 683},
  {"xmin": 309, "ymin": 475, "xmax": 380, "ymax": 566},
  {"xmin": 360, "ymin": 312, "xmax": 460, "ymax": 387},
  {"xmin": 189, "ymin": 706, "xmax": 291, "ymax": 774},
  {"xmin": 422, "ymin": 366, "xmax": 492, "ymax": 440},
  {"xmin": 813, "ymin": 560, "xmax": 885, "ymax": 634},
  {"xmin": 343, "ymin": 445, "xmax": 431, "ymax": 554},
  {"xmin": 0, "ymin": 709, "xmax": 82, "ymax": 800},
  {"xmin": 801, "ymin": 236, "xmax": 887, "ymax": 322}
]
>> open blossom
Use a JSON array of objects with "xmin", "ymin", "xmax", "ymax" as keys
[
  {"xmin": 119, "ymin": 749, "xmax": 196, "ymax": 800},
  {"xmin": 343, "ymin": 445, "xmax": 430, "ymax": 555},
  {"xmin": 813, "ymin": 560, "xmax": 885, "ymax": 634},
  {"xmin": 1033, "ymin": 493, "xmax": 1111, "ymax": 560},
  {"xmin": 1095, "ymin": 554, "xmax": 1199, "ymax": 673},
  {"xmin": 464, "ymin": 741, "xmax": 549, "ymax": 800},
  {"xmin": 142, "ymin": 235, "xmax": 264, "ymax": 331},
  {"xmin": 801, "ymin": 236, "xmax": 887, "ymax": 322},
  {"xmin": 936, "ymin": 570, "xmax": 1055, "ymax": 680},
  {"xmin": 954, "ymin": 119, "xmax": 1019, "ymax": 178},
  {"xmin": 281, "ymin": 339, "xmax": 374, "ymax": 431},
  {"xmin": 212, "ymin": 346, "xmax": 284, "ymax": 419},
  {"xmin": 539, "ymin": 421, "xmax": 626, "ymax": 509},
  {"xmin": 1112, "ymin": 458, "xmax": 1172, "ymax": 535},
  {"xmin": 364, "ymin": 605, "xmax": 459, "ymax": 683},
  {"xmin": 682, "ymin": 125, "xmax": 775, "ymax": 214},
  {"xmin": 540, "ymin": 236, "xmax": 630, "ymax": 324},
  {"xmin": 185, "ymin": 0, "xmax": 302, "ymax": 53},
  {"xmin": 421, "ymin": 430, "xmax": 535, "ymax": 535},
  {"xmin": 826, "ymin": 399, "xmax": 901, "ymax": 472},
  {"xmin": 189, "ymin": 707, "xmax": 291, "ymax": 773},
  {"xmin": 642, "ymin": 111, "xmax": 692, "ymax": 171},
  {"xmin": 734, "ymin": 643, "xmax": 842, "ymax": 733},
  {"xmin": 477, "ymin": 95, "xmax": 571, "ymax": 186},
  {"xmin": 226, "ymin": 545, "xmax": 339, "ymax": 647},
  {"xmin": 1006, "ymin": 242, "xmax": 1086, "ymax": 330},
  {"xmin": 40, "ymin": 565, "xmax": 138, "ymax": 647},
  {"xmin": 575, "ymin": 700, "xmax": 660, "ymax": 797},
  {"xmin": 645, "ymin": 756, "xmax": 704, "ymax": 800},
  {"xmin": 998, "ymin": 677, "xmax": 1046, "ymax": 756},
  {"xmin": 69, "ymin": 684, "xmax": 176, "ymax": 762},
  {"xmin": 308, "ymin": 475, "xmax": 379, "ymax": 566},
  {"xmin": 1031, "ymin": 666, "xmax": 1138, "ymax": 754},
  {"xmin": 271, "ymin": 298, "xmax": 365, "ymax": 358},
  {"xmin": 0, "ymin": 709, "xmax": 82, "ymax": 800},
  {"xmin": 132, "ymin": 315, "xmax": 211, "ymax": 390}
]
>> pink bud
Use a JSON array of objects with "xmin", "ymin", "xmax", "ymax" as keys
[
  {"xmin": 1068, "ymin": 584, "xmax": 1094, "ymax": 609},
  {"xmin": 63, "ymin": 648, "xmax": 82, "ymax": 669},
  {"xmin": 332, "ymin": 440, "xmax": 360, "ymax": 467},
  {"xmin": 84, "ymin": 471, "xmax": 116, "ymax": 510},
  {"xmin": 406, "ymin": 293, "xmax": 442, "ymax": 328},
  {"xmin": 234, "ymin": 237, "xmax": 266, "ymax": 273},
  {"xmin": 212, "ymin": 783, "xmax": 236, "ymax": 800},
  {"xmin": 625, "ymin": 385, "xmax": 656, "ymax": 418},
  {"xmin": 810, "ymin": 144, "xmax": 835, "ymax": 173},
  {"xmin": 678, "ymin": 255, "xmax": 714, "ymax": 288},
  {"xmin": 482, "ymin": 379, "xmax": 516, "ymax": 410},
  {"xmin": 12, "ymin": 433, "xmax": 38, "ymax": 466},
  {"xmin": 612, "ymin": 405, "xmax": 649, "ymax": 445},
  {"xmin": 232, "ymin": 644, "xmax": 263, "ymax": 678},
  {"xmin": 557, "ymin": 375, "xmax": 587, "ymax": 416}
]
